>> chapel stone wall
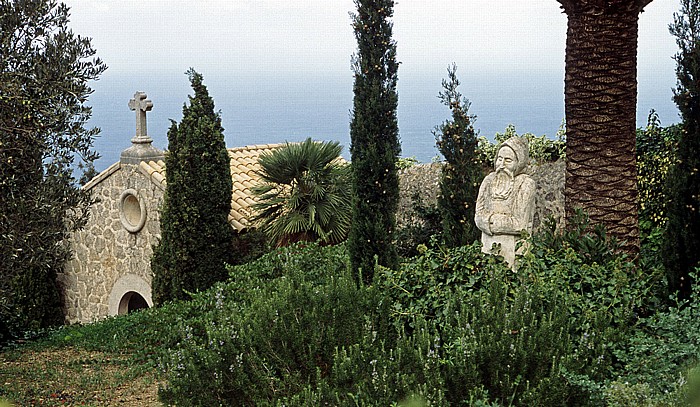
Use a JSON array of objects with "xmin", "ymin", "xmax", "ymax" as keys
[{"xmin": 58, "ymin": 163, "xmax": 163, "ymax": 324}]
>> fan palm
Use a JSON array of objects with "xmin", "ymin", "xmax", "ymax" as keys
[{"xmin": 252, "ymin": 138, "xmax": 352, "ymax": 247}]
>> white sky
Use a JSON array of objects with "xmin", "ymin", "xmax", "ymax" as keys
[{"xmin": 62, "ymin": 0, "xmax": 681, "ymax": 77}]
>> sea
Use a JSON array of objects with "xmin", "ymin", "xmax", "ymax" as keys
[{"xmin": 87, "ymin": 70, "xmax": 680, "ymax": 173}]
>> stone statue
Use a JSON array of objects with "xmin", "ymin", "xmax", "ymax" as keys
[{"xmin": 475, "ymin": 136, "xmax": 536, "ymax": 268}]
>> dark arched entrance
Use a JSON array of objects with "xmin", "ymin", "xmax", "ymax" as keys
[{"xmin": 118, "ymin": 291, "xmax": 149, "ymax": 315}]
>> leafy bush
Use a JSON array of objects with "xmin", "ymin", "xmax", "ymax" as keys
[
  {"xmin": 152, "ymin": 209, "xmax": 680, "ymax": 406},
  {"xmin": 377, "ymin": 238, "xmax": 618, "ymax": 405},
  {"xmin": 476, "ymin": 124, "xmax": 565, "ymax": 168},
  {"xmin": 394, "ymin": 193, "xmax": 442, "ymax": 259},
  {"xmin": 158, "ymin": 243, "xmax": 386, "ymax": 405},
  {"xmin": 612, "ymin": 270, "xmax": 700, "ymax": 401},
  {"xmin": 636, "ymin": 111, "xmax": 680, "ymax": 230}
]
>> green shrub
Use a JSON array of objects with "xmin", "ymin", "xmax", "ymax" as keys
[
  {"xmin": 613, "ymin": 270, "xmax": 700, "ymax": 400},
  {"xmin": 379, "ymin": 247, "xmax": 598, "ymax": 404},
  {"xmin": 636, "ymin": 111, "xmax": 680, "ymax": 230},
  {"xmin": 152, "ymin": 217, "xmax": 670, "ymax": 406},
  {"xmin": 159, "ymin": 243, "xmax": 385, "ymax": 405},
  {"xmin": 394, "ymin": 193, "xmax": 442, "ymax": 259},
  {"xmin": 476, "ymin": 124, "xmax": 565, "ymax": 168}
]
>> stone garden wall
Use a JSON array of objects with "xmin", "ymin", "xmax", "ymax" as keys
[
  {"xmin": 397, "ymin": 159, "xmax": 565, "ymax": 234},
  {"xmin": 58, "ymin": 163, "xmax": 163, "ymax": 324}
]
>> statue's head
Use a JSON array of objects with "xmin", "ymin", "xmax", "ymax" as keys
[{"xmin": 494, "ymin": 136, "xmax": 529, "ymax": 176}]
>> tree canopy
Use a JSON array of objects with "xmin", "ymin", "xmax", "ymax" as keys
[
  {"xmin": 151, "ymin": 69, "xmax": 233, "ymax": 305},
  {"xmin": 0, "ymin": 0, "xmax": 106, "ymax": 339},
  {"xmin": 348, "ymin": 0, "xmax": 401, "ymax": 285},
  {"xmin": 664, "ymin": 0, "xmax": 700, "ymax": 299}
]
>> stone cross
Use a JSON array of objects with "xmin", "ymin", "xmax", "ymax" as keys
[{"xmin": 128, "ymin": 91, "xmax": 153, "ymax": 143}]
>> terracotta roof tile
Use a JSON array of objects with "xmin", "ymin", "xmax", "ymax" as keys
[{"xmin": 141, "ymin": 143, "xmax": 285, "ymax": 232}]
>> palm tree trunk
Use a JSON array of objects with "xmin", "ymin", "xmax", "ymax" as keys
[{"xmin": 558, "ymin": 0, "xmax": 652, "ymax": 255}]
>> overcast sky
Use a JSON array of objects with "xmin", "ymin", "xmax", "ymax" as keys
[{"xmin": 62, "ymin": 0, "xmax": 681, "ymax": 78}]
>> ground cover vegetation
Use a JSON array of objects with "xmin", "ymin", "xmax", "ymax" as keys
[
  {"xmin": 151, "ymin": 69, "xmax": 234, "ymax": 305},
  {"xmin": 3, "ymin": 209, "xmax": 699, "ymax": 405},
  {"xmin": 0, "ymin": 0, "xmax": 106, "ymax": 342}
]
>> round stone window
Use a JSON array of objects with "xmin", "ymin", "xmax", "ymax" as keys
[{"xmin": 119, "ymin": 189, "xmax": 147, "ymax": 233}]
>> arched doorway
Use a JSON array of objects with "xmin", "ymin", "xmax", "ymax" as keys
[
  {"xmin": 108, "ymin": 274, "xmax": 153, "ymax": 317},
  {"xmin": 118, "ymin": 291, "xmax": 149, "ymax": 315}
]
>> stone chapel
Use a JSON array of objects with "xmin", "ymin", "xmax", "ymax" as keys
[{"xmin": 58, "ymin": 92, "xmax": 283, "ymax": 324}]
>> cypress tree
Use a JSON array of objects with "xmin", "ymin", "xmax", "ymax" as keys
[
  {"xmin": 349, "ymin": 0, "xmax": 401, "ymax": 285},
  {"xmin": 664, "ymin": 0, "xmax": 700, "ymax": 299},
  {"xmin": 152, "ymin": 69, "xmax": 233, "ymax": 304},
  {"xmin": 435, "ymin": 64, "xmax": 482, "ymax": 247}
]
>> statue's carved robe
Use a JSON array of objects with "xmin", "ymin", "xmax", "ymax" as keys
[{"xmin": 475, "ymin": 172, "xmax": 536, "ymax": 267}]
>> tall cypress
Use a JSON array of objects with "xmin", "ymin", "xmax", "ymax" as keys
[
  {"xmin": 435, "ymin": 64, "xmax": 482, "ymax": 247},
  {"xmin": 349, "ymin": 0, "xmax": 401, "ymax": 284},
  {"xmin": 152, "ymin": 69, "xmax": 233, "ymax": 304},
  {"xmin": 664, "ymin": 0, "xmax": 700, "ymax": 299}
]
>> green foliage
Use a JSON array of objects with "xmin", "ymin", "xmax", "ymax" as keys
[
  {"xmin": 434, "ymin": 64, "xmax": 482, "ymax": 248},
  {"xmin": 229, "ymin": 228, "xmax": 270, "ymax": 267},
  {"xmin": 636, "ymin": 112, "xmax": 680, "ymax": 274},
  {"xmin": 0, "ymin": 0, "xmax": 106, "ymax": 342},
  {"xmin": 613, "ymin": 270, "xmax": 700, "ymax": 402},
  {"xmin": 636, "ymin": 111, "xmax": 681, "ymax": 229},
  {"xmin": 152, "ymin": 212, "xmax": 664, "ymax": 406},
  {"xmin": 664, "ymin": 0, "xmax": 700, "ymax": 300},
  {"xmin": 377, "ymin": 240, "xmax": 606, "ymax": 405},
  {"xmin": 158, "ymin": 243, "xmax": 386, "ymax": 405},
  {"xmin": 383, "ymin": 213, "xmax": 661, "ymax": 405},
  {"xmin": 348, "ymin": 0, "xmax": 401, "ymax": 285},
  {"xmin": 151, "ymin": 69, "xmax": 234, "ymax": 305},
  {"xmin": 10, "ymin": 229, "xmax": 699, "ymax": 406},
  {"xmin": 394, "ymin": 193, "xmax": 441, "ymax": 259},
  {"xmin": 395, "ymin": 156, "xmax": 419, "ymax": 170},
  {"xmin": 252, "ymin": 138, "xmax": 351, "ymax": 246},
  {"xmin": 477, "ymin": 124, "xmax": 565, "ymax": 168}
]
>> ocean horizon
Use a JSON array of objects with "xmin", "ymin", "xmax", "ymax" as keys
[{"xmin": 88, "ymin": 70, "xmax": 679, "ymax": 173}]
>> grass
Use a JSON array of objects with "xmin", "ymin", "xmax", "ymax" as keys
[
  {"xmin": 1, "ymin": 346, "xmax": 160, "ymax": 406},
  {"xmin": 0, "ymin": 306, "xmax": 177, "ymax": 406}
]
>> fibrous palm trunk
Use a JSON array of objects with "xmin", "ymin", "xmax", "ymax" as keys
[{"xmin": 557, "ymin": 0, "xmax": 653, "ymax": 255}]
